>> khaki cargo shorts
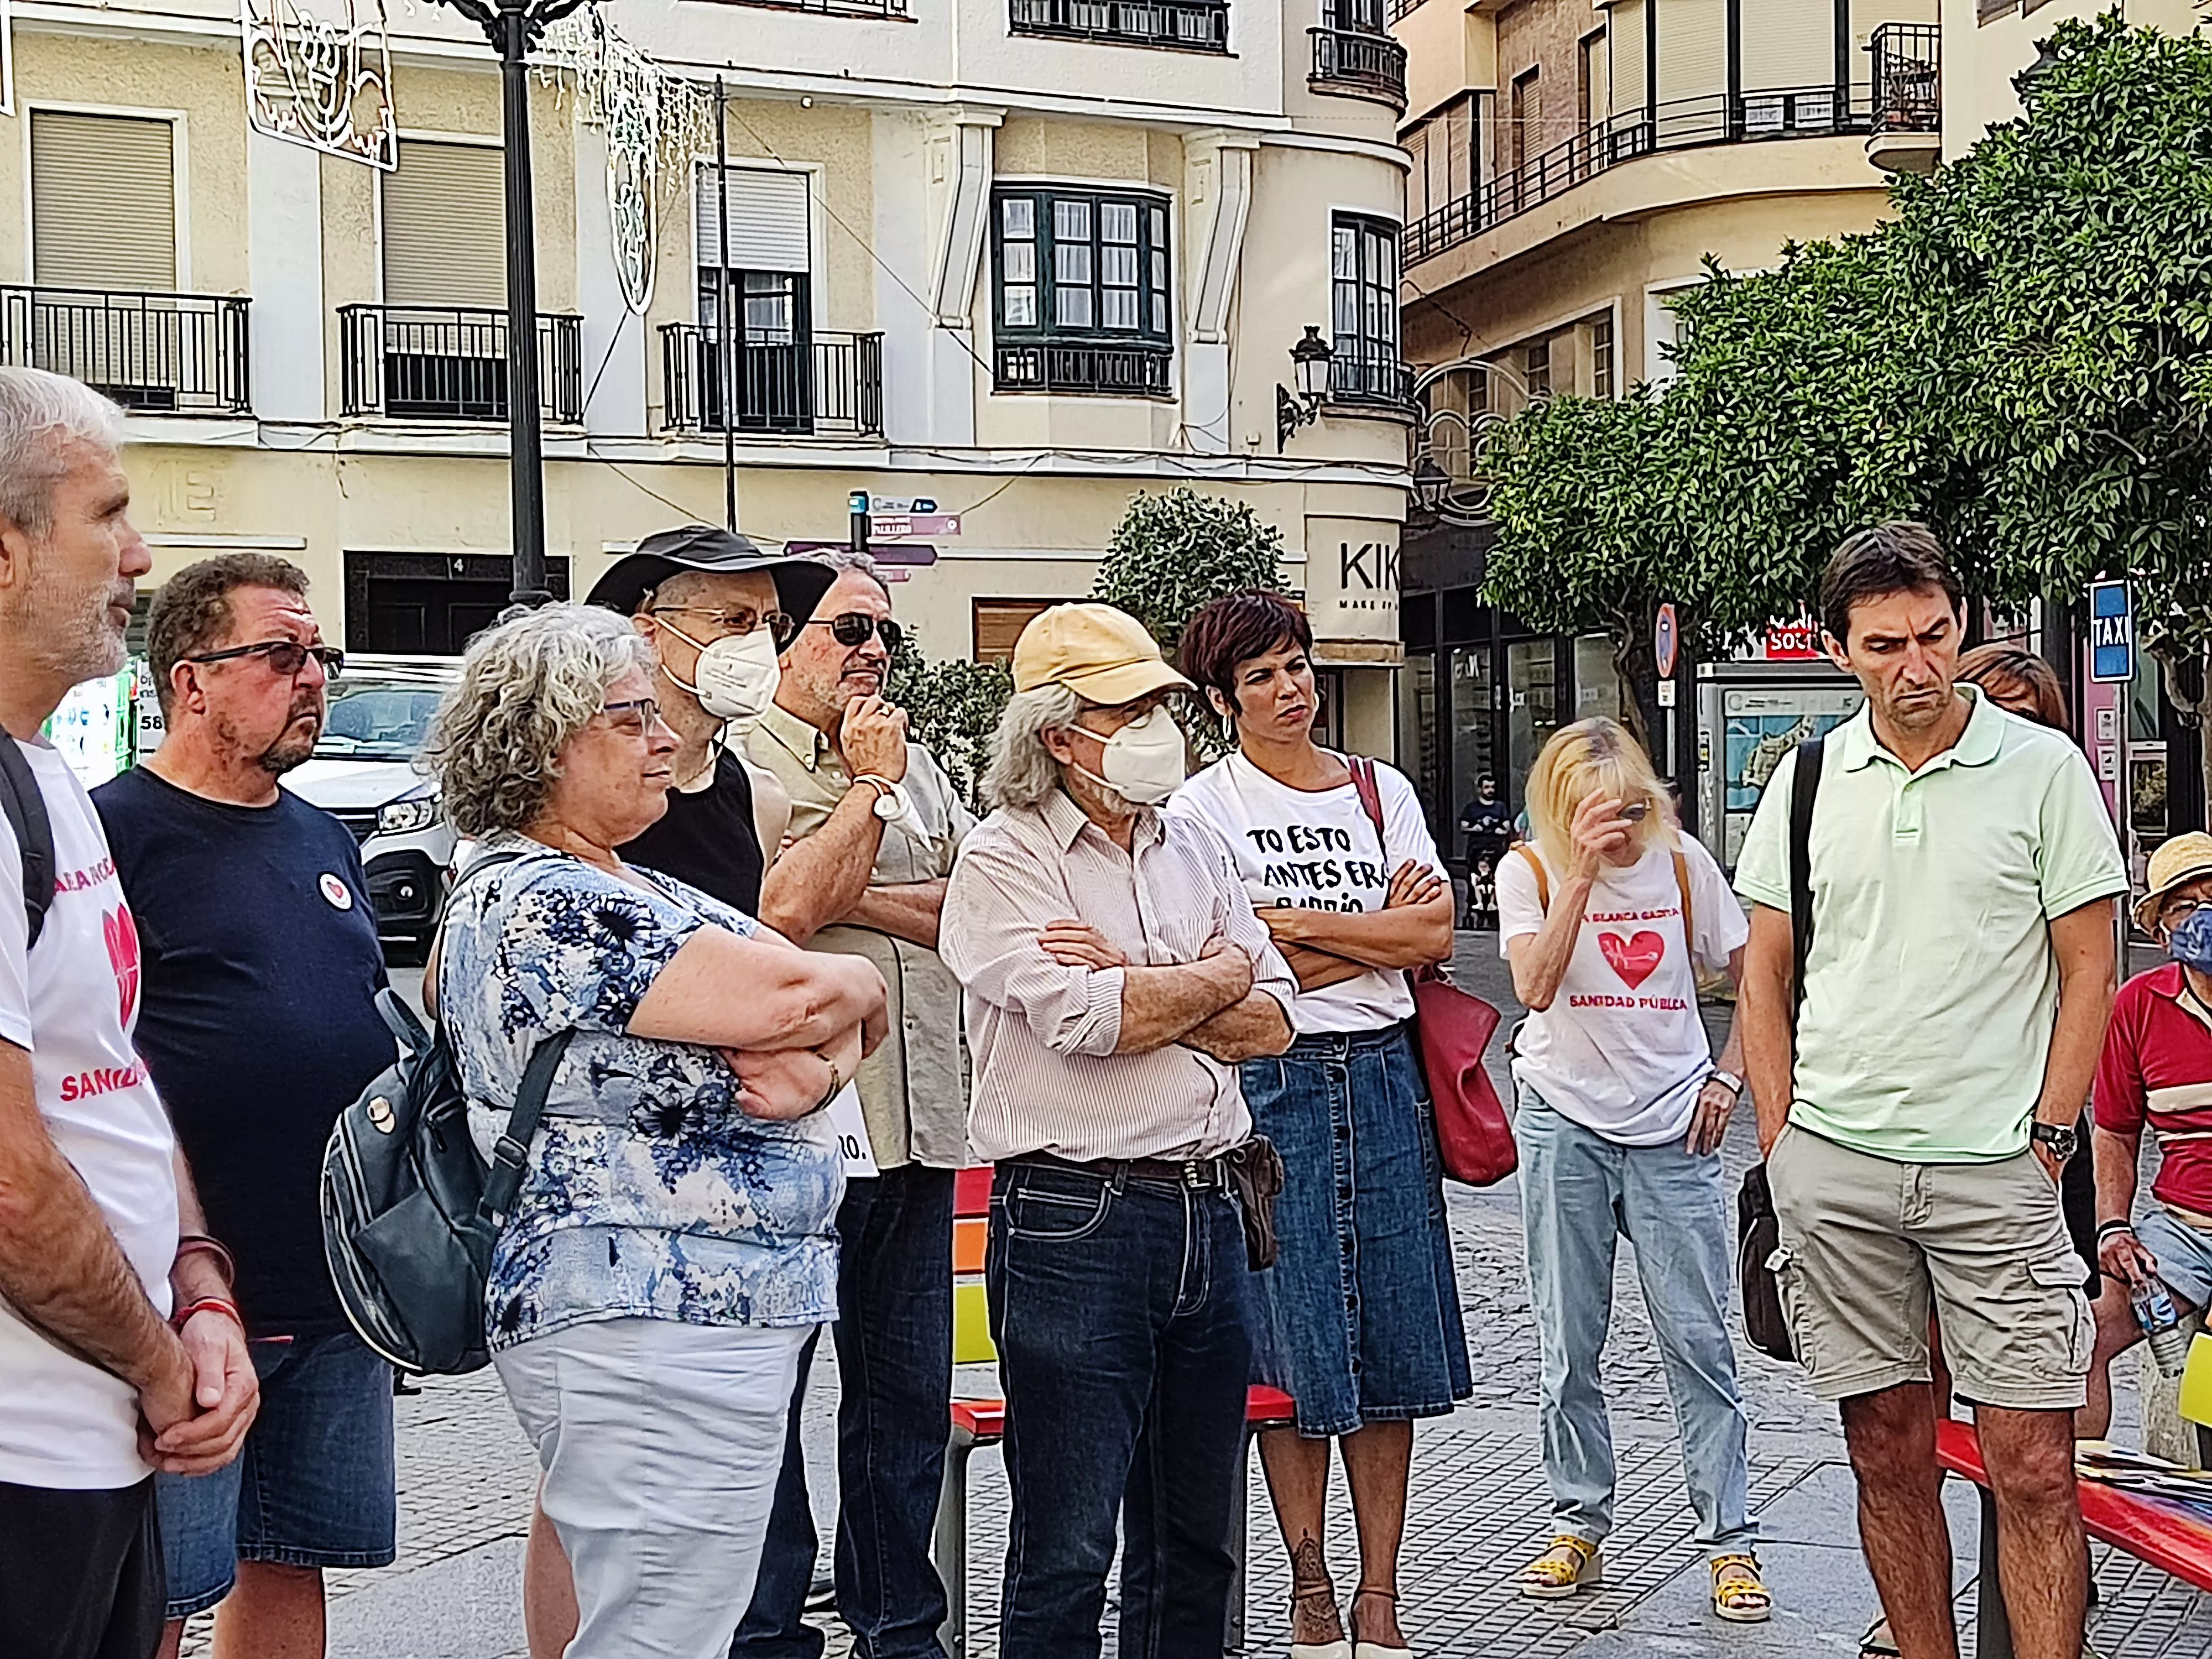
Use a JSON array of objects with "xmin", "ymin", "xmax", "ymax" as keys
[{"xmin": 1765, "ymin": 1123, "xmax": 2093, "ymax": 1411}]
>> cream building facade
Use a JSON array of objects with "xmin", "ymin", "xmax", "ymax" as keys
[
  {"xmin": 1386, "ymin": 0, "xmax": 1940, "ymax": 833},
  {"xmin": 1942, "ymin": 0, "xmax": 2201, "ymax": 156},
  {"xmin": 5, "ymin": 0, "xmax": 1415, "ymax": 752}
]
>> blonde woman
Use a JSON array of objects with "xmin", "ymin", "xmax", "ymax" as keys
[{"xmin": 1496, "ymin": 718, "xmax": 1768, "ymax": 1624}]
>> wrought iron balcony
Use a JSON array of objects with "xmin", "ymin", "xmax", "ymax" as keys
[
  {"xmin": 0, "ymin": 287, "xmax": 251, "ymax": 415},
  {"xmin": 1408, "ymin": 86, "xmax": 1870, "ymax": 265},
  {"xmin": 1329, "ymin": 351, "xmax": 1415, "ymax": 409},
  {"xmin": 1868, "ymin": 22, "xmax": 1942, "ymax": 171},
  {"xmin": 659, "ymin": 327, "xmax": 884, "ymax": 438},
  {"xmin": 1009, "ymin": 0, "xmax": 1229, "ymax": 50},
  {"xmin": 339, "ymin": 305, "xmax": 581, "ymax": 424},
  {"xmin": 1310, "ymin": 25, "xmax": 1407, "ymax": 108},
  {"xmin": 993, "ymin": 341, "xmax": 1172, "ymax": 397}
]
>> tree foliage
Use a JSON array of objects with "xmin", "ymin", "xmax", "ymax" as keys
[
  {"xmin": 1480, "ymin": 14, "xmax": 2212, "ymax": 772},
  {"xmin": 1091, "ymin": 486, "xmax": 1287, "ymax": 658},
  {"xmin": 884, "ymin": 642, "xmax": 1011, "ymax": 813}
]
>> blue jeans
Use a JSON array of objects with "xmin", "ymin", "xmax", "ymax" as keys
[
  {"xmin": 155, "ymin": 1331, "xmax": 397, "ymax": 1618},
  {"xmin": 1516, "ymin": 1088, "xmax": 1755, "ymax": 1558},
  {"xmin": 733, "ymin": 1165, "xmax": 954, "ymax": 1659},
  {"xmin": 987, "ymin": 1160, "xmax": 1256, "ymax": 1659}
]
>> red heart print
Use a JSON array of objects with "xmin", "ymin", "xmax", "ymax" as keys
[
  {"xmin": 1598, "ymin": 930, "xmax": 1665, "ymax": 991},
  {"xmin": 105, "ymin": 905, "xmax": 140, "ymax": 1028}
]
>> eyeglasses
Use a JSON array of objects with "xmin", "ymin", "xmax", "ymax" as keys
[
  {"xmin": 648, "ymin": 605, "xmax": 795, "ymax": 648},
  {"xmin": 805, "ymin": 612, "xmax": 903, "ymax": 654},
  {"xmin": 598, "ymin": 697, "xmax": 664, "ymax": 738},
  {"xmin": 184, "ymin": 639, "xmax": 345, "ymax": 679}
]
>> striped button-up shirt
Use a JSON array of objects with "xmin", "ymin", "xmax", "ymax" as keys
[{"xmin": 940, "ymin": 787, "xmax": 1296, "ymax": 1164}]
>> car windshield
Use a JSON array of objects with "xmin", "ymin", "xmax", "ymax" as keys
[{"xmin": 314, "ymin": 681, "xmax": 446, "ymax": 761}]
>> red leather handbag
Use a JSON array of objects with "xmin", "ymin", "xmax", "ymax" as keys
[{"xmin": 1348, "ymin": 759, "xmax": 1518, "ymax": 1188}]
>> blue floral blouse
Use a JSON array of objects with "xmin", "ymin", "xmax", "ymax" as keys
[{"xmin": 439, "ymin": 846, "xmax": 842, "ymax": 1352}]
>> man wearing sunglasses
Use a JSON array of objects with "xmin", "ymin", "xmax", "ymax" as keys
[
  {"xmin": 93, "ymin": 554, "xmax": 394, "ymax": 1659},
  {"xmin": 736, "ymin": 554, "xmax": 974, "ymax": 1659}
]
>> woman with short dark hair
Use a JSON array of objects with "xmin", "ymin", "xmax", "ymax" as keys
[{"xmin": 1168, "ymin": 589, "xmax": 1469, "ymax": 1659}]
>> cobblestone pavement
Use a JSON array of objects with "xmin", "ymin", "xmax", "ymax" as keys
[{"xmin": 176, "ymin": 940, "xmax": 2212, "ymax": 1657}]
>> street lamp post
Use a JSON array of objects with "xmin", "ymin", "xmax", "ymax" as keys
[{"xmin": 438, "ymin": 0, "xmax": 587, "ymax": 609}]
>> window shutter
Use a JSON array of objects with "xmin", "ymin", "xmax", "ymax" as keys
[
  {"xmin": 32, "ymin": 112, "xmax": 176, "ymax": 291},
  {"xmin": 383, "ymin": 140, "xmax": 506, "ymax": 309},
  {"xmin": 697, "ymin": 167, "xmax": 811, "ymax": 274},
  {"xmin": 1655, "ymin": 0, "xmax": 1727, "ymax": 143},
  {"xmin": 974, "ymin": 601, "xmax": 1052, "ymax": 665},
  {"xmin": 1740, "ymin": 0, "xmax": 1833, "ymax": 91},
  {"xmin": 1608, "ymin": 1, "xmax": 1647, "ymax": 117}
]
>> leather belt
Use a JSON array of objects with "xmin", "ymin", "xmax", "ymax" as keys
[{"xmin": 1014, "ymin": 1150, "xmax": 1230, "ymax": 1192}]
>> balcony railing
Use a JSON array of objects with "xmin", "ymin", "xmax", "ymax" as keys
[
  {"xmin": 1871, "ymin": 22, "xmax": 1941, "ymax": 133},
  {"xmin": 994, "ymin": 341, "xmax": 1172, "ymax": 397},
  {"xmin": 1385, "ymin": 0, "xmax": 1425, "ymax": 20},
  {"xmin": 339, "ymin": 305, "xmax": 582, "ymax": 424},
  {"xmin": 0, "ymin": 287, "xmax": 250, "ymax": 415},
  {"xmin": 1329, "ymin": 351, "xmax": 1415, "ymax": 408},
  {"xmin": 1009, "ymin": 0, "xmax": 1228, "ymax": 50},
  {"xmin": 1408, "ymin": 86, "xmax": 1870, "ymax": 265},
  {"xmin": 659, "ymin": 327, "xmax": 884, "ymax": 437},
  {"xmin": 1310, "ymin": 26, "xmax": 1408, "ymax": 108}
]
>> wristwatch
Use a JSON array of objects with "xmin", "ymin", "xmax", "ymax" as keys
[
  {"xmin": 851, "ymin": 773, "xmax": 912, "ymax": 823},
  {"xmin": 2031, "ymin": 1120, "xmax": 2080, "ymax": 1162},
  {"xmin": 1709, "ymin": 1070, "xmax": 1745, "ymax": 1098}
]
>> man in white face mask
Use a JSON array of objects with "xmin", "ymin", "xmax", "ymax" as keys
[
  {"xmin": 938, "ymin": 602, "xmax": 1297, "ymax": 1659},
  {"xmin": 582, "ymin": 524, "xmax": 834, "ymax": 918}
]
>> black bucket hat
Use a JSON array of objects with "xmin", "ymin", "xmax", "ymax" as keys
[{"xmin": 586, "ymin": 524, "xmax": 838, "ymax": 630}]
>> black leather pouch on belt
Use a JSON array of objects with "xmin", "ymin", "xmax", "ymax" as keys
[{"xmin": 1222, "ymin": 1136, "xmax": 1285, "ymax": 1271}]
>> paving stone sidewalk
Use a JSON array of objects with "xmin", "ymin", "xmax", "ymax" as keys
[{"xmin": 187, "ymin": 937, "xmax": 2212, "ymax": 1657}]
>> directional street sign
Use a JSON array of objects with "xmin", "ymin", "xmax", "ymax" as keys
[
  {"xmin": 2089, "ymin": 581, "xmax": 2133, "ymax": 684},
  {"xmin": 869, "ymin": 513, "xmax": 961, "ymax": 542}
]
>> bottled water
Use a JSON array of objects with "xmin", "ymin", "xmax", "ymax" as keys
[{"xmin": 2132, "ymin": 1274, "xmax": 2193, "ymax": 1379}]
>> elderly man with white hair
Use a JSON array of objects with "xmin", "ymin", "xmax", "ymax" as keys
[
  {"xmin": 0, "ymin": 367, "xmax": 258, "ymax": 1659},
  {"xmin": 939, "ymin": 602, "xmax": 1296, "ymax": 1659}
]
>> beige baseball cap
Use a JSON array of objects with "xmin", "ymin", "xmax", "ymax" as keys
[
  {"xmin": 2137, "ymin": 831, "xmax": 2212, "ymax": 931},
  {"xmin": 1011, "ymin": 603, "xmax": 1192, "ymax": 705}
]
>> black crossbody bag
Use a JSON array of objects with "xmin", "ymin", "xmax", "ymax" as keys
[{"xmin": 1736, "ymin": 737, "xmax": 1824, "ymax": 1364}]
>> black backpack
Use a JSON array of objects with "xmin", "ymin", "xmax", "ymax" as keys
[
  {"xmin": 0, "ymin": 734, "xmax": 56, "ymax": 948},
  {"xmin": 320, "ymin": 855, "xmax": 571, "ymax": 1375}
]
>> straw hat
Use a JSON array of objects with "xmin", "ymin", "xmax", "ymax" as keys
[
  {"xmin": 2136, "ymin": 831, "xmax": 2212, "ymax": 932},
  {"xmin": 1011, "ymin": 603, "xmax": 1192, "ymax": 705}
]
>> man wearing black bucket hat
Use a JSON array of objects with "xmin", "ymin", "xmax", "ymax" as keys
[{"xmin": 586, "ymin": 524, "xmax": 834, "ymax": 915}]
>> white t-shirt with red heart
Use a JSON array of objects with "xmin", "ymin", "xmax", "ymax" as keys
[
  {"xmin": 1496, "ymin": 834, "xmax": 1747, "ymax": 1146},
  {"xmin": 0, "ymin": 739, "xmax": 178, "ymax": 1489}
]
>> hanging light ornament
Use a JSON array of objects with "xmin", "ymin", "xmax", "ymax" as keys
[
  {"xmin": 538, "ymin": 6, "xmax": 718, "ymax": 316},
  {"xmin": 243, "ymin": 0, "xmax": 399, "ymax": 169}
]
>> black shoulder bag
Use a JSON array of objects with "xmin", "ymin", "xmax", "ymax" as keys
[
  {"xmin": 0, "ymin": 734, "xmax": 56, "ymax": 948},
  {"xmin": 1736, "ymin": 737, "xmax": 1824, "ymax": 1364}
]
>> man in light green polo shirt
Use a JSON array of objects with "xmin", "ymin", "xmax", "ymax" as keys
[
  {"xmin": 737, "ymin": 553, "xmax": 974, "ymax": 1659},
  {"xmin": 1736, "ymin": 523, "xmax": 2122, "ymax": 1659}
]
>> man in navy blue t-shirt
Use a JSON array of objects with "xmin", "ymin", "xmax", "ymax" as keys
[{"xmin": 94, "ymin": 555, "xmax": 395, "ymax": 1659}]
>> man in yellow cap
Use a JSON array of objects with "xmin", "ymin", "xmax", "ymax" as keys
[
  {"xmin": 938, "ymin": 602, "xmax": 1296, "ymax": 1659},
  {"xmin": 2094, "ymin": 831, "xmax": 2212, "ymax": 1367}
]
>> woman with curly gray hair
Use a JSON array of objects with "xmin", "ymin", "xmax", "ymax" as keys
[{"xmin": 422, "ymin": 602, "xmax": 886, "ymax": 1659}]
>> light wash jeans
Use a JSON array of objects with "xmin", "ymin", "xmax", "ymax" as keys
[
  {"xmin": 1516, "ymin": 1084, "xmax": 1756, "ymax": 1559},
  {"xmin": 495, "ymin": 1316, "xmax": 814, "ymax": 1659}
]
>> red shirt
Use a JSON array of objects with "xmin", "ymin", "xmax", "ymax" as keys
[{"xmin": 2094, "ymin": 962, "xmax": 2212, "ymax": 1214}]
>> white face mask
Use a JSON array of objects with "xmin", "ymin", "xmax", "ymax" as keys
[
  {"xmin": 659, "ymin": 621, "xmax": 782, "ymax": 733},
  {"xmin": 1071, "ymin": 705, "xmax": 1187, "ymax": 805}
]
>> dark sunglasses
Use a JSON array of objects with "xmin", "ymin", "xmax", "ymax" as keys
[
  {"xmin": 806, "ymin": 612, "xmax": 902, "ymax": 653},
  {"xmin": 185, "ymin": 639, "xmax": 345, "ymax": 679}
]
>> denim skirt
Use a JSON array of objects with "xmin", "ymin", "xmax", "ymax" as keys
[{"xmin": 1241, "ymin": 1022, "xmax": 1473, "ymax": 1437}]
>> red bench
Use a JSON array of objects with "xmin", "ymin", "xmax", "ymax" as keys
[
  {"xmin": 1934, "ymin": 1418, "xmax": 2212, "ymax": 1657},
  {"xmin": 932, "ymin": 1165, "xmax": 1298, "ymax": 1658}
]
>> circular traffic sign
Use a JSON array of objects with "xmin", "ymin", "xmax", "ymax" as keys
[{"xmin": 1654, "ymin": 603, "xmax": 1679, "ymax": 680}]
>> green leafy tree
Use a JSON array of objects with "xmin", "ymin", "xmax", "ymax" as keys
[
  {"xmin": 1091, "ymin": 486, "xmax": 1287, "ymax": 659},
  {"xmin": 884, "ymin": 641, "xmax": 1011, "ymax": 814}
]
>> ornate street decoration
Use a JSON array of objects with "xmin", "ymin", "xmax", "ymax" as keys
[
  {"xmin": 1410, "ymin": 357, "xmax": 1527, "ymax": 528},
  {"xmin": 540, "ymin": 7, "xmax": 717, "ymax": 316},
  {"xmin": 242, "ymin": 0, "xmax": 398, "ymax": 169}
]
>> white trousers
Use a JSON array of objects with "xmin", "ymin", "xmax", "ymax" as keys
[{"xmin": 494, "ymin": 1316, "xmax": 814, "ymax": 1659}]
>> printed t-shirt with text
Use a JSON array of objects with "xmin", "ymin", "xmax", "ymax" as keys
[
  {"xmin": 1497, "ymin": 836, "xmax": 1746, "ymax": 1146},
  {"xmin": 1166, "ymin": 753, "xmax": 1446, "ymax": 1034},
  {"xmin": 0, "ymin": 742, "xmax": 178, "ymax": 1490}
]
